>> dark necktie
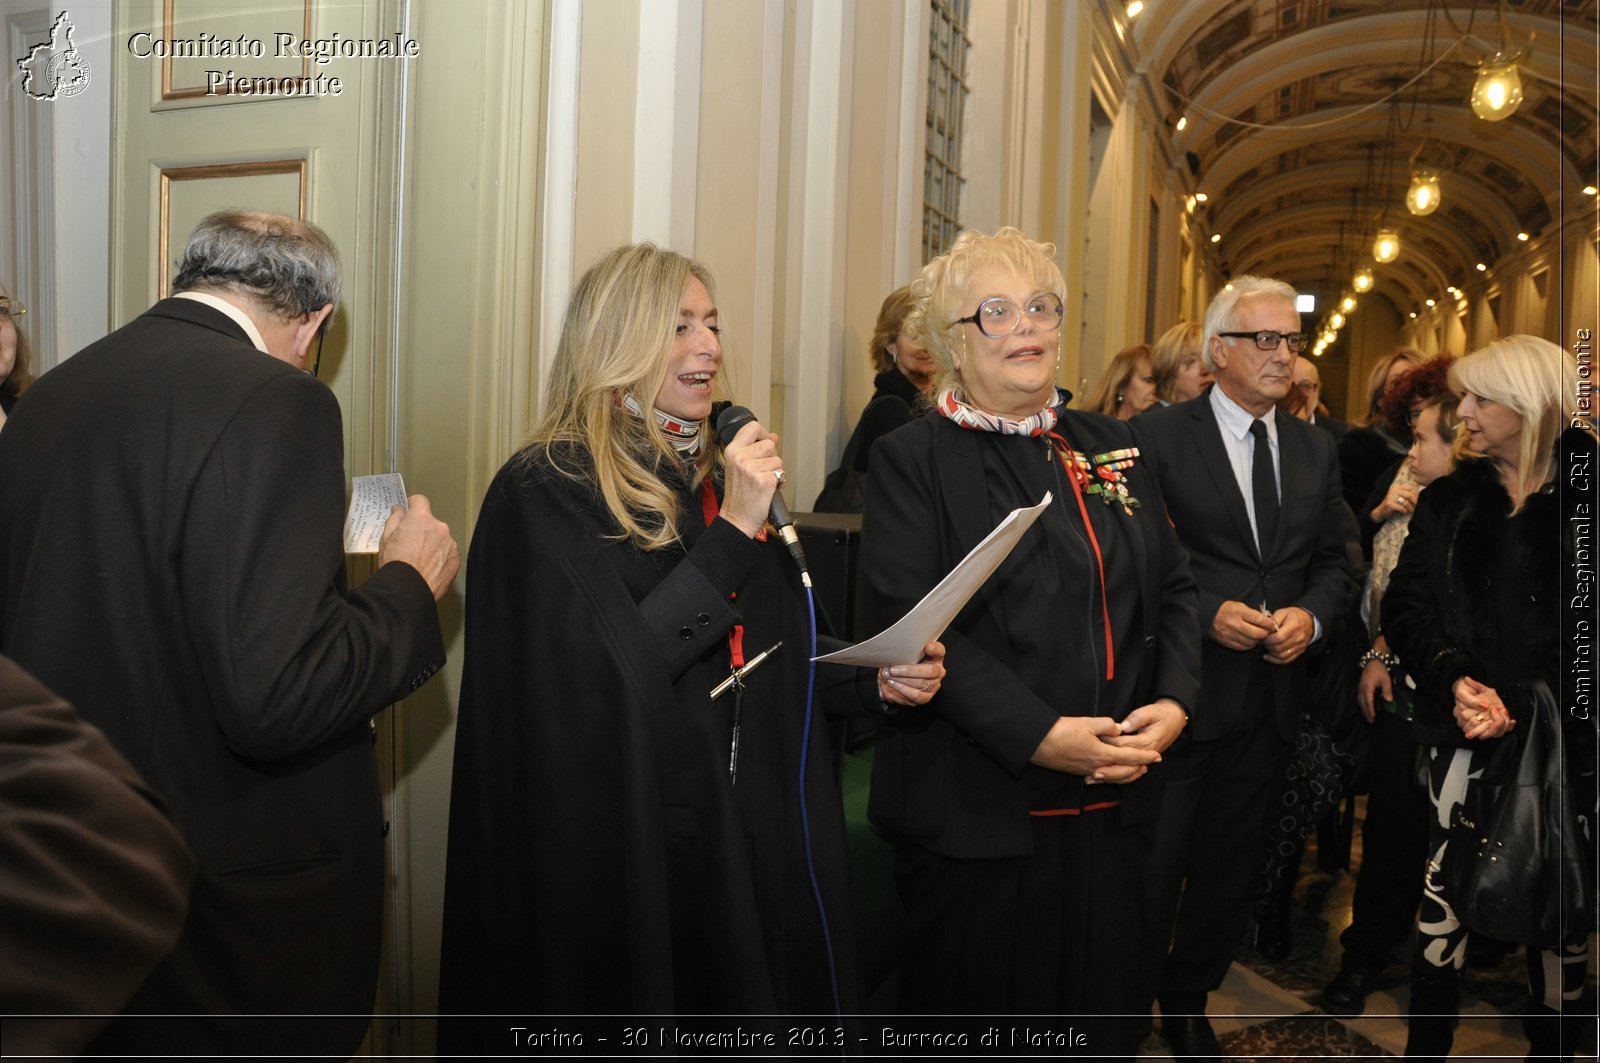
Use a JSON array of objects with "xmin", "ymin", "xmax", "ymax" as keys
[{"xmin": 1250, "ymin": 419, "xmax": 1279, "ymax": 560}]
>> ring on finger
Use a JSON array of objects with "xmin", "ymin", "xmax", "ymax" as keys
[{"xmin": 774, "ymin": 469, "xmax": 787, "ymax": 488}]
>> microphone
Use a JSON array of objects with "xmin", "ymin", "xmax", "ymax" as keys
[{"xmin": 715, "ymin": 405, "xmax": 810, "ymax": 585}]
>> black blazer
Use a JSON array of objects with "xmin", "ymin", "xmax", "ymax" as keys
[
  {"xmin": 1133, "ymin": 394, "xmax": 1353, "ymax": 742},
  {"xmin": 860, "ymin": 410, "xmax": 1201, "ymax": 859},
  {"xmin": 0, "ymin": 299, "xmax": 444, "ymax": 1055}
]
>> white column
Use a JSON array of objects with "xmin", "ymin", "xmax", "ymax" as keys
[
  {"xmin": 785, "ymin": 0, "xmax": 852, "ymax": 505},
  {"xmin": 633, "ymin": 0, "xmax": 702, "ymax": 250}
]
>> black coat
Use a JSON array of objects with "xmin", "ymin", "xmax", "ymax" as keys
[
  {"xmin": 859, "ymin": 409, "xmax": 1201, "ymax": 858},
  {"xmin": 0, "ymin": 298, "xmax": 444, "ymax": 1055},
  {"xmin": 438, "ymin": 450, "xmax": 876, "ymax": 1043},
  {"xmin": 1133, "ymin": 394, "xmax": 1355, "ymax": 741},
  {"xmin": 1383, "ymin": 428, "xmax": 1598, "ymax": 754}
]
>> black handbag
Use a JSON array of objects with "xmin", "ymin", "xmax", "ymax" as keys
[{"xmin": 1444, "ymin": 681, "xmax": 1592, "ymax": 949}]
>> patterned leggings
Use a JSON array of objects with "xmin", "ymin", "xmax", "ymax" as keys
[{"xmin": 1416, "ymin": 745, "xmax": 1593, "ymax": 1011}]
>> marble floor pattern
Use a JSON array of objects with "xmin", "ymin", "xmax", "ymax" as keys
[{"xmin": 1137, "ymin": 815, "xmax": 1599, "ymax": 1061}]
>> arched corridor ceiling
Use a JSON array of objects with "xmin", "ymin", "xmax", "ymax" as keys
[{"xmin": 1133, "ymin": 0, "xmax": 1598, "ymax": 319}]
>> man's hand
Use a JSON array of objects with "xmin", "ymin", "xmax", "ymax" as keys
[
  {"xmin": 1029, "ymin": 715, "xmax": 1160, "ymax": 782},
  {"xmin": 1209, "ymin": 600, "xmax": 1277, "ymax": 651},
  {"xmin": 1262, "ymin": 606, "xmax": 1315, "ymax": 664},
  {"xmin": 378, "ymin": 494, "xmax": 461, "ymax": 601},
  {"xmin": 1103, "ymin": 699, "xmax": 1187, "ymax": 754}
]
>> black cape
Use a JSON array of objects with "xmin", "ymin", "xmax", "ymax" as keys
[{"xmin": 438, "ymin": 449, "xmax": 868, "ymax": 1047}]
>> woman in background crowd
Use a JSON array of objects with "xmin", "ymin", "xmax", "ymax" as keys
[
  {"xmin": 1338, "ymin": 347, "xmax": 1428, "ymax": 554},
  {"xmin": 1382, "ymin": 336, "xmax": 1596, "ymax": 1060},
  {"xmin": 1321, "ymin": 356, "xmax": 1458, "ymax": 1016},
  {"xmin": 813, "ymin": 285, "xmax": 934, "ymax": 512},
  {"xmin": 0, "ymin": 282, "xmax": 34, "ymax": 428},
  {"xmin": 1084, "ymin": 342, "xmax": 1159, "ymax": 420},
  {"xmin": 1149, "ymin": 322, "xmax": 1209, "ymax": 405},
  {"xmin": 439, "ymin": 243, "xmax": 945, "ymax": 1042},
  {"xmin": 860, "ymin": 227, "xmax": 1199, "ymax": 1055}
]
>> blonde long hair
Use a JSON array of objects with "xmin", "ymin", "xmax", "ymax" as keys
[
  {"xmin": 1450, "ymin": 334, "xmax": 1595, "ymax": 510},
  {"xmin": 529, "ymin": 243, "xmax": 721, "ymax": 550},
  {"xmin": 903, "ymin": 226, "xmax": 1065, "ymax": 400},
  {"xmin": 1150, "ymin": 321, "xmax": 1202, "ymax": 403}
]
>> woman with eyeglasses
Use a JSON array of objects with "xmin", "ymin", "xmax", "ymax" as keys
[
  {"xmin": 437, "ymin": 243, "xmax": 945, "ymax": 1039},
  {"xmin": 1382, "ymin": 336, "xmax": 1596, "ymax": 1060},
  {"xmin": 0, "ymin": 283, "xmax": 35, "ymax": 429},
  {"xmin": 859, "ymin": 228, "xmax": 1200, "ymax": 1045}
]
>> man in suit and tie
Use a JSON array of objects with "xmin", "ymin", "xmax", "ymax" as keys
[
  {"xmin": 0, "ymin": 211, "xmax": 460, "ymax": 1055},
  {"xmin": 1132, "ymin": 276, "xmax": 1353, "ymax": 1059}
]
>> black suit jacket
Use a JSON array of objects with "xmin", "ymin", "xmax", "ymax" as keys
[
  {"xmin": 0, "ymin": 299, "xmax": 444, "ymax": 1055},
  {"xmin": 1133, "ymin": 394, "xmax": 1353, "ymax": 742},
  {"xmin": 861, "ymin": 411, "xmax": 1201, "ymax": 859}
]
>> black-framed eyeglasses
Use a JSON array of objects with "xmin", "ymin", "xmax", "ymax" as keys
[
  {"xmin": 308, "ymin": 329, "xmax": 326, "ymax": 379},
  {"xmin": 954, "ymin": 293, "xmax": 1064, "ymax": 338},
  {"xmin": 1217, "ymin": 330, "xmax": 1309, "ymax": 353},
  {"xmin": 0, "ymin": 298, "xmax": 26, "ymax": 322}
]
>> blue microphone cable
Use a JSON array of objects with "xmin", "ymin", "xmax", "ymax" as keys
[{"xmin": 797, "ymin": 582, "xmax": 842, "ymax": 1019}]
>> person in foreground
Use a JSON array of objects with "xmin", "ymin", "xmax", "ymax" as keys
[
  {"xmin": 437, "ymin": 243, "xmax": 944, "ymax": 1041},
  {"xmin": 0, "ymin": 655, "xmax": 195, "ymax": 1057},
  {"xmin": 0, "ymin": 211, "xmax": 459, "ymax": 1056},
  {"xmin": 859, "ymin": 227, "xmax": 1199, "ymax": 1054},
  {"xmin": 1133, "ymin": 275, "xmax": 1353, "ymax": 1060},
  {"xmin": 1381, "ymin": 336, "xmax": 1597, "ymax": 1061}
]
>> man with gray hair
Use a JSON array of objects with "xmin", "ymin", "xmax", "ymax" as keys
[
  {"xmin": 1132, "ymin": 276, "xmax": 1353, "ymax": 1059},
  {"xmin": 0, "ymin": 211, "xmax": 459, "ymax": 1055}
]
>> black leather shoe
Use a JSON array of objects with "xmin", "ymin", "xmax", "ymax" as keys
[
  {"xmin": 1322, "ymin": 966, "xmax": 1378, "ymax": 1016},
  {"xmin": 1161, "ymin": 1013, "xmax": 1223, "ymax": 1061}
]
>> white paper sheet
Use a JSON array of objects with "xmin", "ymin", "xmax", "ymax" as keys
[
  {"xmin": 343, "ymin": 473, "xmax": 407, "ymax": 554},
  {"xmin": 812, "ymin": 492, "xmax": 1052, "ymax": 666}
]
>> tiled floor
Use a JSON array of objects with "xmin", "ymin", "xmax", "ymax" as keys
[{"xmin": 1137, "ymin": 825, "xmax": 1599, "ymax": 1060}]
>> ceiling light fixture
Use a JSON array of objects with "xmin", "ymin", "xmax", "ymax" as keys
[
  {"xmin": 1517, "ymin": 231, "xmax": 1530, "ymax": 241},
  {"xmin": 1471, "ymin": 54, "xmax": 1524, "ymax": 121},
  {"xmin": 1405, "ymin": 168, "xmax": 1441, "ymax": 216},
  {"xmin": 1126, "ymin": 0, "xmax": 1144, "ymax": 17},
  {"xmin": 1352, "ymin": 267, "xmax": 1374, "ymax": 293},
  {"xmin": 1176, "ymin": 116, "xmax": 1187, "ymax": 132},
  {"xmin": 1470, "ymin": 2, "xmax": 1527, "ymax": 122},
  {"xmin": 1373, "ymin": 228, "xmax": 1401, "ymax": 264},
  {"xmin": 1341, "ymin": 296, "xmax": 1357, "ymax": 312},
  {"xmin": 1476, "ymin": 262, "xmax": 1489, "ymax": 271},
  {"xmin": 1210, "ymin": 233, "xmax": 1222, "ymax": 244}
]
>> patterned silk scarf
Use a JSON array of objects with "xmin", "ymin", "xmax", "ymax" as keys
[
  {"xmin": 934, "ymin": 386, "xmax": 1067, "ymax": 436},
  {"xmin": 620, "ymin": 392, "xmax": 703, "ymax": 455}
]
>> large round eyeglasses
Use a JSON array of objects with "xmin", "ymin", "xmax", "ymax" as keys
[{"xmin": 954, "ymin": 293, "xmax": 1064, "ymax": 338}]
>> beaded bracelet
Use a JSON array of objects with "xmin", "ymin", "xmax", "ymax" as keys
[{"xmin": 1357, "ymin": 648, "xmax": 1400, "ymax": 670}]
